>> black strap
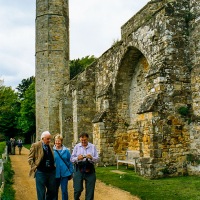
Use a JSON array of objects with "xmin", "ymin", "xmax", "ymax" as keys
[{"xmin": 55, "ymin": 150, "xmax": 70, "ymax": 171}]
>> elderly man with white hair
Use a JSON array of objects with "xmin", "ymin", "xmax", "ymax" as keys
[{"xmin": 28, "ymin": 131, "xmax": 56, "ymax": 200}]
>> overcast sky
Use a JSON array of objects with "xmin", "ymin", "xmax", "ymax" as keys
[{"xmin": 0, "ymin": 0, "xmax": 149, "ymax": 89}]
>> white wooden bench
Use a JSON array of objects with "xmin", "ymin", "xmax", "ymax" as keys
[{"xmin": 116, "ymin": 150, "xmax": 140, "ymax": 172}]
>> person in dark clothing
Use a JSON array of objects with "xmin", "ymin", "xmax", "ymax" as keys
[
  {"xmin": 17, "ymin": 138, "xmax": 23, "ymax": 155},
  {"xmin": 28, "ymin": 131, "xmax": 57, "ymax": 200},
  {"xmin": 10, "ymin": 138, "xmax": 16, "ymax": 155},
  {"xmin": 6, "ymin": 139, "xmax": 11, "ymax": 154}
]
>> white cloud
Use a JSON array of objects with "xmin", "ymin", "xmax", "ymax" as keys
[
  {"xmin": 0, "ymin": 0, "xmax": 149, "ymax": 89},
  {"xmin": 0, "ymin": 1, "xmax": 35, "ymax": 88}
]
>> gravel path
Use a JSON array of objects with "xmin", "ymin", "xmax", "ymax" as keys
[{"xmin": 10, "ymin": 147, "xmax": 140, "ymax": 200}]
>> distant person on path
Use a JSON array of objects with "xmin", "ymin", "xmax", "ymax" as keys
[
  {"xmin": 28, "ymin": 131, "xmax": 57, "ymax": 200},
  {"xmin": 6, "ymin": 139, "xmax": 11, "ymax": 154},
  {"xmin": 53, "ymin": 134, "xmax": 73, "ymax": 200},
  {"xmin": 17, "ymin": 138, "xmax": 23, "ymax": 155},
  {"xmin": 71, "ymin": 132, "xmax": 99, "ymax": 200},
  {"xmin": 11, "ymin": 138, "xmax": 16, "ymax": 155}
]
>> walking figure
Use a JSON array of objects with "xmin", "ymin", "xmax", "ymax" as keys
[
  {"xmin": 11, "ymin": 138, "xmax": 16, "ymax": 155},
  {"xmin": 17, "ymin": 138, "xmax": 23, "ymax": 155},
  {"xmin": 6, "ymin": 139, "xmax": 11, "ymax": 154}
]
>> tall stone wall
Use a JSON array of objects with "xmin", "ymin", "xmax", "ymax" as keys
[
  {"xmin": 86, "ymin": 0, "xmax": 192, "ymax": 177},
  {"xmin": 36, "ymin": 0, "xmax": 200, "ymax": 178},
  {"xmin": 64, "ymin": 0, "xmax": 194, "ymax": 177},
  {"xmin": 188, "ymin": 0, "xmax": 200, "ymax": 174},
  {"xmin": 35, "ymin": 0, "xmax": 69, "ymax": 139},
  {"xmin": 64, "ymin": 62, "xmax": 96, "ymax": 146}
]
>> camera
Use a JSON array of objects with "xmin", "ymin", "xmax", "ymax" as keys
[{"xmin": 46, "ymin": 160, "xmax": 50, "ymax": 167}]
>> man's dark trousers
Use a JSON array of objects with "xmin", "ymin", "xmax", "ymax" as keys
[
  {"xmin": 35, "ymin": 170, "xmax": 57, "ymax": 200},
  {"xmin": 73, "ymin": 169, "xmax": 96, "ymax": 200}
]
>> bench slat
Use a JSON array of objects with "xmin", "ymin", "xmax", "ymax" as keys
[{"xmin": 116, "ymin": 150, "xmax": 139, "ymax": 172}]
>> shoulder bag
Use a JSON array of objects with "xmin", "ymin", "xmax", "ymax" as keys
[{"xmin": 55, "ymin": 150, "xmax": 73, "ymax": 180}]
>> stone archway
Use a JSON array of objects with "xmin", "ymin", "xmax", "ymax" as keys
[{"xmin": 113, "ymin": 46, "xmax": 150, "ymax": 155}]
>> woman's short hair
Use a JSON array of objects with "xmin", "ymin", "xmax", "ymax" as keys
[{"xmin": 54, "ymin": 134, "xmax": 63, "ymax": 141}]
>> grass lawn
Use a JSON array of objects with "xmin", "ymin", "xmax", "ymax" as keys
[
  {"xmin": 23, "ymin": 143, "xmax": 31, "ymax": 150},
  {"xmin": 96, "ymin": 165, "xmax": 200, "ymax": 200}
]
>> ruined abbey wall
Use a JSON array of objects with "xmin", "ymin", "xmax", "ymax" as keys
[
  {"xmin": 36, "ymin": 0, "xmax": 200, "ymax": 178},
  {"xmin": 189, "ymin": 0, "xmax": 200, "ymax": 174}
]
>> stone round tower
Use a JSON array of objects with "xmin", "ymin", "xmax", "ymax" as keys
[{"xmin": 35, "ymin": 0, "xmax": 69, "ymax": 139}]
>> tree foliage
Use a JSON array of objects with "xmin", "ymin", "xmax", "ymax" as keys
[
  {"xmin": 0, "ymin": 77, "xmax": 35, "ymax": 142},
  {"xmin": 17, "ymin": 80, "xmax": 35, "ymax": 140},
  {"xmin": 16, "ymin": 76, "xmax": 35, "ymax": 99},
  {"xmin": 70, "ymin": 55, "xmax": 96, "ymax": 79},
  {"xmin": 0, "ymin": 85, "xmax": 20, "ymax": 140}
]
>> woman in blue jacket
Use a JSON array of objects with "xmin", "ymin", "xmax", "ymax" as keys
[{"xmin": 53, "ymin": 134, "xmax": 73, "ymax": 200}]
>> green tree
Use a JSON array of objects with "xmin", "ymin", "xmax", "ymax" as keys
[
  {"xmin": 70, "ymin": 55, "xmax": 96, "ymax": 79},
  {"xmin": 17, "ymin": 80, "xmax": 35, "ymax": 143},
  {"xmin": 0, "ymin": 85, "xmax": 20, "ymax": 140},
  {"xmin": 16, "ymin": 76, "xmax": 35, "ymax": 99}
]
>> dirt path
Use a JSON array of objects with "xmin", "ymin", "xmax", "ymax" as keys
[{"xmin": 10, "ymin": 147, "xmax": 140, "ymax": 200}]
